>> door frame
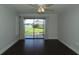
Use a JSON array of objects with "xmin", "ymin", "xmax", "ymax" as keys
[{"xmin": 23, "ymin": 18, "xmax": 45, "ymax": 39}]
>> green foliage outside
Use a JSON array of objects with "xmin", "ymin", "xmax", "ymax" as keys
[
  {"xmin": 33, "ymin": 24, "xmax": 43, "ymax": 29},
  {"xmin": 25, "ymin": 25, "xmax": 43, "ymax": 35}
]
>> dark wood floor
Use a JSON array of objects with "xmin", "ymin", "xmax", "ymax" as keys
[{"xmin": 2, "ymin": 39, "xmax": 77, "ymax": 55}]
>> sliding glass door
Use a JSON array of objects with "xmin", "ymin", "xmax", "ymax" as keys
[
  {"xmin": 24, "ymin": 19, "xmax": 45, "ymax": 39},
  {"xmin": 24, "ymin": 19, "xmax": 34, "ymax": 38}
]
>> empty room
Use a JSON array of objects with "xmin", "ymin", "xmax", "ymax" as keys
[{"xmin": 0, "ymin": 4, "xmax": 79, "ymax": 55}]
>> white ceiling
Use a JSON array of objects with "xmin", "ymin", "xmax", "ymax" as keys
[{"xmin": 8, "ymin": 4, "xmax": 69, "ymax": 14}]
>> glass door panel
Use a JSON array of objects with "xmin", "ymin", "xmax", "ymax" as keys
[
  {"xmin": 33, "ymin": 19, "xmax": 45, "ymax": 39},
  {"xmin": 24, "ymin": 19, "xmax": 34, "ymax": 39}
]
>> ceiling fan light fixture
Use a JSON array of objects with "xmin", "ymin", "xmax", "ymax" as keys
[
  {"xmin": 37, "ymin": 7, "xmax": 45, "ymax": 13},
  {"xmin": 37, "ymin": 4, "xmax": 46, "ymax": 13},
  {"xmin": 41, "ymin": 7, "xmax": 45, "ymax": 12},
  {"xmin": 30, "ymin": 4, "xmax": 54, "ymax": 14},
  {"xmin": 38, "ymin": 8, "xmax": 41, "ymax": 13}
]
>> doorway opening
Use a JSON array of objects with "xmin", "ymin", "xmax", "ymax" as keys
[{"xmin": 24, "ymin": 19, "xmax": 45, "ymax": 39}]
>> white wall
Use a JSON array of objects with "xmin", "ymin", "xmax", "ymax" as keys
[
  {"xmin": 47, "ymin": 14, "xmax": 58, "ymax": 39},
  {"xmin": 58, "ymin": 5, "xmax": 79, "ymax": 54},
  {"xmin": 20, "ymin": 13, "xmax": 58, "ymax": 39},
  {"xmin": 0, "ymin": 5, "xmax": 19, "ymax": 54}
]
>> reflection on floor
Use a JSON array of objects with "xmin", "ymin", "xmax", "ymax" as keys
[
  {"xmin": 24, "ymin": 39, "xmax": 44, "ymax": 54},
  {"xmin": 2, "ymin": 39, "xmax": 77, "ymax": 55},
  {"xmin": 24, "ymin": 34, "xmax": 43, "ymax": 39}
]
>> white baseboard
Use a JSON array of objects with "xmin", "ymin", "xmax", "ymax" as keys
[
  {"xmin": 59, "ymin": 39, "xmax": 79, "ymax": 54},
  {"xmin": 0, "ymin": 39, "xmax": 18, "ymax": 55},
  {"xmin": 48, "ymin": 37, "xmax": 58, "ymax": 39}
]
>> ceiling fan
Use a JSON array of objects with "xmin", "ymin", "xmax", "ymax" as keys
[{"xmin": 30, "ymin": 4, "xmax": 54, "ymax": 14}]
